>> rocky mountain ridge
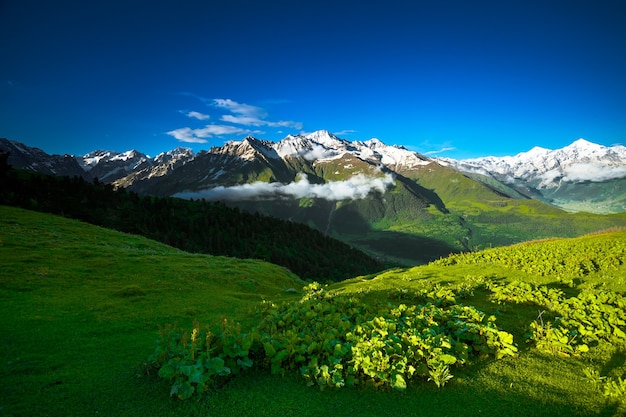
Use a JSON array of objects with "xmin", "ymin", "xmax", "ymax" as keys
[
  {"xmin": 2, "ymin": 133, "xmax": 625, "ymax": 213},
  {"xmin": 4, "ymin": 133, "xmax": 626, "ymax": 265}
]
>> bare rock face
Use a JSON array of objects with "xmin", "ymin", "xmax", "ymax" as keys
[{"xmin": 0, "ymin": 138, "xmax": 90, "ymax": 179}]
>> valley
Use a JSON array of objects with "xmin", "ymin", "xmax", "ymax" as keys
[
  {"xmin": 3, "ymin": 132, "xmax": 625, "ymax": 267},
  {"xmin": 1, "ymin": 133, "xmax": 626, "ymax": 415}
]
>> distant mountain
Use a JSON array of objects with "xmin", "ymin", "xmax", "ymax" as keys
[
  {"xmin": 84, "ymin": 147, "xmax": 194, "ymax": 185},
  {"xmin": 77, "ymin": 149, "xmax": 152, "ymax": 182},
  {"xmin": 0, "ymin": 138, "xmax": 88, "ymax": 179},
  {"xmin": 114, "ymin": 130, "xmax": 433, "ymax": 196},
  {"xmin": 3, "ymin": 133, "xmax": 626, "ymax": 265},
  {"xmin": 445, "ymin": 139, "xmax": 626, "ymax": 213}
]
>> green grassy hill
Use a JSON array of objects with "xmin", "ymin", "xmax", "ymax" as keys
[
  {"xmin": 1, "ymin": 205, "xmax": 625, "ymax": 416},
  {"xmin": 0, "ymin": 168, "xmax": 385, "ymax": 281},
  {"xmin": 0, "ymin": 205, "xmax": 305, "ymax": 416},
  {"xmin": 228, "ymin": 161, "xmax": 626, "ymax": 265},
  {"xmin": 397, "ymin": 163, "xmax": 626, "ymax": 251}
]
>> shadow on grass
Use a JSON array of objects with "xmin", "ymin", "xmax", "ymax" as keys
[
  {"xmin": 328, "ymin": 206, "xmax": 461, "ymax": 266},
  {"xmin": 193, "ymin": 364, "xmax": 622, "ymax": 417},
  {"xmin": 354, "ymin": 231, "xmax": 459, "ymax": 265}
]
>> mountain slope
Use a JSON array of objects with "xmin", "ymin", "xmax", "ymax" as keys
[
  {"xmin": 3, "ymin": 133, "xmax": 626, "ymax": 264},
  {"xmin": 0, "ymin": 205, "xmax": 304, "ymax": 416},
  {"xmin": 448, "ymin": 139, "xmax": 626, "ymax": 213},
  {"xmin": 0, "ymin": 167, "xmax": 385, "ymax": 281},
  {"xmin": 3, "ymin": 205, "xmax": 624, "ymax": 416},
  {"xmin": 0, "ymin": 137, "xmax": 88, "ymax": 179}
]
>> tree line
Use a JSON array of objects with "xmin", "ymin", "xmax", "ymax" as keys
[{"xmin": 0, "ymin": 153, "xmax": 384, "ymax": 281}]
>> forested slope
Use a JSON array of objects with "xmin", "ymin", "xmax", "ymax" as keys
[{"xmin": 0, "ymin": 162, "xmax": 384, "ymax": 281}]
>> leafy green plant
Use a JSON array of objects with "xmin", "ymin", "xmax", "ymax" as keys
[
  {"xmin": 584, "ymin": 368, "xmax": 626, "ymax": 401},
  {"xmin": 433, "ymin": 231, "xmax": 626, "ymax": 282},
  {"xmin": 603, "ymin": 375, "xmax": 626, "ymax": 399},
  {"xmin": 487, "ymin": 281, "xmax": 626, "ymax": 355},
  {"xmin": 428, "ymin": 362, "xmax": 454, "ymax": 388},
  {"xmin": 255, "ymin": 283, "xmax": 517, "ymax": 391},
  {"xmin": 149, "ymin": 319, "xmax": 255, "ymax": 399}
]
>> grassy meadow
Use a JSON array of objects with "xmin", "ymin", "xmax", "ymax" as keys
[{"xmin": 1, "ymin": 205, "xmax": 625, "ymax": 416}]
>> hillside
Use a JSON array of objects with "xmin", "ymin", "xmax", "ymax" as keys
[
  {"xmin": 448, "ymin": 139, "xmax": 626, "ymax": 214},
  {"xmin": 0, "ymin": 206, "xmax": 304, "ymax": 416},
  {"xmin": 0, "ymin": 166, "xmax": 385, "ymax": 281},
  {"xmin": 1, "ymin": 206, "xmax": 624, "ymax": 416},
  {"xmin": 3, "ymin": 134, "xmax": 626, "ymax": 265}
]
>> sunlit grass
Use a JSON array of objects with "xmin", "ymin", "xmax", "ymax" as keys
[{"xmin": 1, "ymin": 205, "xmax": 624, "ymax": 416}]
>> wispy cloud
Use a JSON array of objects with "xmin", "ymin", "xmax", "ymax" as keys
[
  {"xmin": 174, "ymin": 173, "xmax": 395, "ymax": 201},
  {"xmin": 213, "ymin": 98, "xmax": 302, "ymax": 129},
  {"xmin": 333, "ymin": 129, "xmax": 357, "ymax": 136},
  {"xmin": 300, "ymin": 144, "xmax": 339, "ymax": 161},
  {"xmin": 423, "ymin": 147, "xmax": 456, "ymax": 156},
  {"xmin": 186, "ymin": 111, "xmax": 210, "ymax": 120},
  {"xmin": 167, "ymin": 125, "xmax": 262, "ymax": 144},
  {"xmin": 213, "ymin": 98, "xmax": 266, "ymax": 118},
  {"xmin": 221, "ymin": 114, "xmax": 303, "ymax": 129},
  {"xmin": 168, "ymin": 96, "xmax": 302, "ymax": 144}
]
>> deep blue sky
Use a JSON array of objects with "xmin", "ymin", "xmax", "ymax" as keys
[{"xmin": 1, "ymin": 0, "xmax": 625, "ymax": 159}]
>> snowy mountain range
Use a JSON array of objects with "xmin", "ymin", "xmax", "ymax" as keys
[
  {"xmin": 2, "ymin": 132, "xmax": 625, "ymax": 213},
  {"xmin": 443, "ymin": 139, "xmax": 626, "ymax": 213},
  {"xmin": 447, "ymin": 139, "xmax": 626, "ymax": 187}
]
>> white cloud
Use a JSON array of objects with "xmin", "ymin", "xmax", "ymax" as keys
[
  {"xmin": 212, "ymin": 98, "xmax": 266, "ymax": 117},
  {"xmin": 300, "ymin": 144, "xmax": 339, "ymax": 161},
  {"xmin": 221, "ymin": 114, "xmax": 303, "ymax": 129},
  {"xmin": 186, "ymin": 111, "xmax": 210, "ymax": 120},
  {"xmin": 167, "ymin": 124, "xmax": 262, "ymax": 143},
  {"xmin": 174, "ymin": 173, "xmax": 396, "ymax": 201},
  {"xmin": 424, "ymin": 147, "xmax": 456, "ymax": 156},
  {"xmin": 213, "ymin": 98, "xmax": 302, "ymax": 130},
  {"xmin": 561, "ymin": 163, "xmax": 626, "ymax": 183},
  {"xmin": 334, "ymin": 129, "xmax": 357, "ymax": 136},
  {"xmin": 166, "ymin": 127, "xmax": 208, "ymax": 143},
  {"xmin": 169, "ymin": 97, "xmax": 302, "ymax": 145}
]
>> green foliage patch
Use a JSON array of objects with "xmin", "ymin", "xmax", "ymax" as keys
[
  {"xmin": 150, "ymin": 283, "xmax": 518, "ymax": 396},
  {"xmin": 487, "ymin": 281, "xmax": 626, "ymax": 356},
  {"xmin": 433, "ymin": 229, "xmax": 626, "ymax": 283},
  {"xmin": 150, "ymin": 319, "xmax": 255, "ymax": 399},
  {"xmin": 3, "ymin": 205, "xmax": 626, "ymax": 416}
]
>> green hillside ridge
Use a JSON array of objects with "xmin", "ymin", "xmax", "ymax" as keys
[
  {"xmin": 0, "ymin": 167, "xmax": 385, "ymax": 281},
  {"xmin": 393, "ymin": 163, "xmax": 626, "ymax": 251},
  {"xmin": 1, "ymin": 206, "xmax": 625, "ymax": 416},
  {"xmin": 99, "ymin": 139, "xmax": 626, "ymax": 265},
  {"xmin": 213, "ymin": 158, "xmax": 626, "ymax": 265}
]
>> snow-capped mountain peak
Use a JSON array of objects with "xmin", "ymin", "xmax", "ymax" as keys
[
  {"xmin": 450, "ymin": 138, "xmax": 626, "ymax": 189},
  {"xmin": 77, "ymin": 149, "xmax": 152, "ymax": 182},
  {"xmin": 272, "ymin": 130, "xmax": 430, "ymax": 168},
  {"xmin": 154, "ymin": 147, "xmax": 194, "ymax": 163},
  {"xmin": 81, "ymin": 150, "xmax": 115, "ymax": 170},
  {"xmin": 303, "ymin": 129, "xmax": 342, "ymax": 145},
  {"xmin": 275, "ymin": 131, "xmax": 346, "ymax": 161}
]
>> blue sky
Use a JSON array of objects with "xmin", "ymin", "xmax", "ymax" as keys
[{"xmin": 1, "ymin": 0, "xmax": 625, "ymax": 159}]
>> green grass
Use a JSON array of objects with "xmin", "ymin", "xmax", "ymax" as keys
[
  {"xmin": 1, "ymin": 205, "xmax": 625, "ymax": 416},
  {"xmin": 0, "ymin": 205, "xmax": 303, "ymax": 416}
]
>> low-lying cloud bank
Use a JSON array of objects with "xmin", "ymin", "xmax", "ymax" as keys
[
  {"xmin": 174, "ymin": 173, "xmax": 395, "ymax": 201},
  {"xmin": 539, "ymin": 163, "xmax": 626, "ymax": 186},
  {"xmin": 561, "ymin": 163, "xmax": 626, "ymax": 183}
]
